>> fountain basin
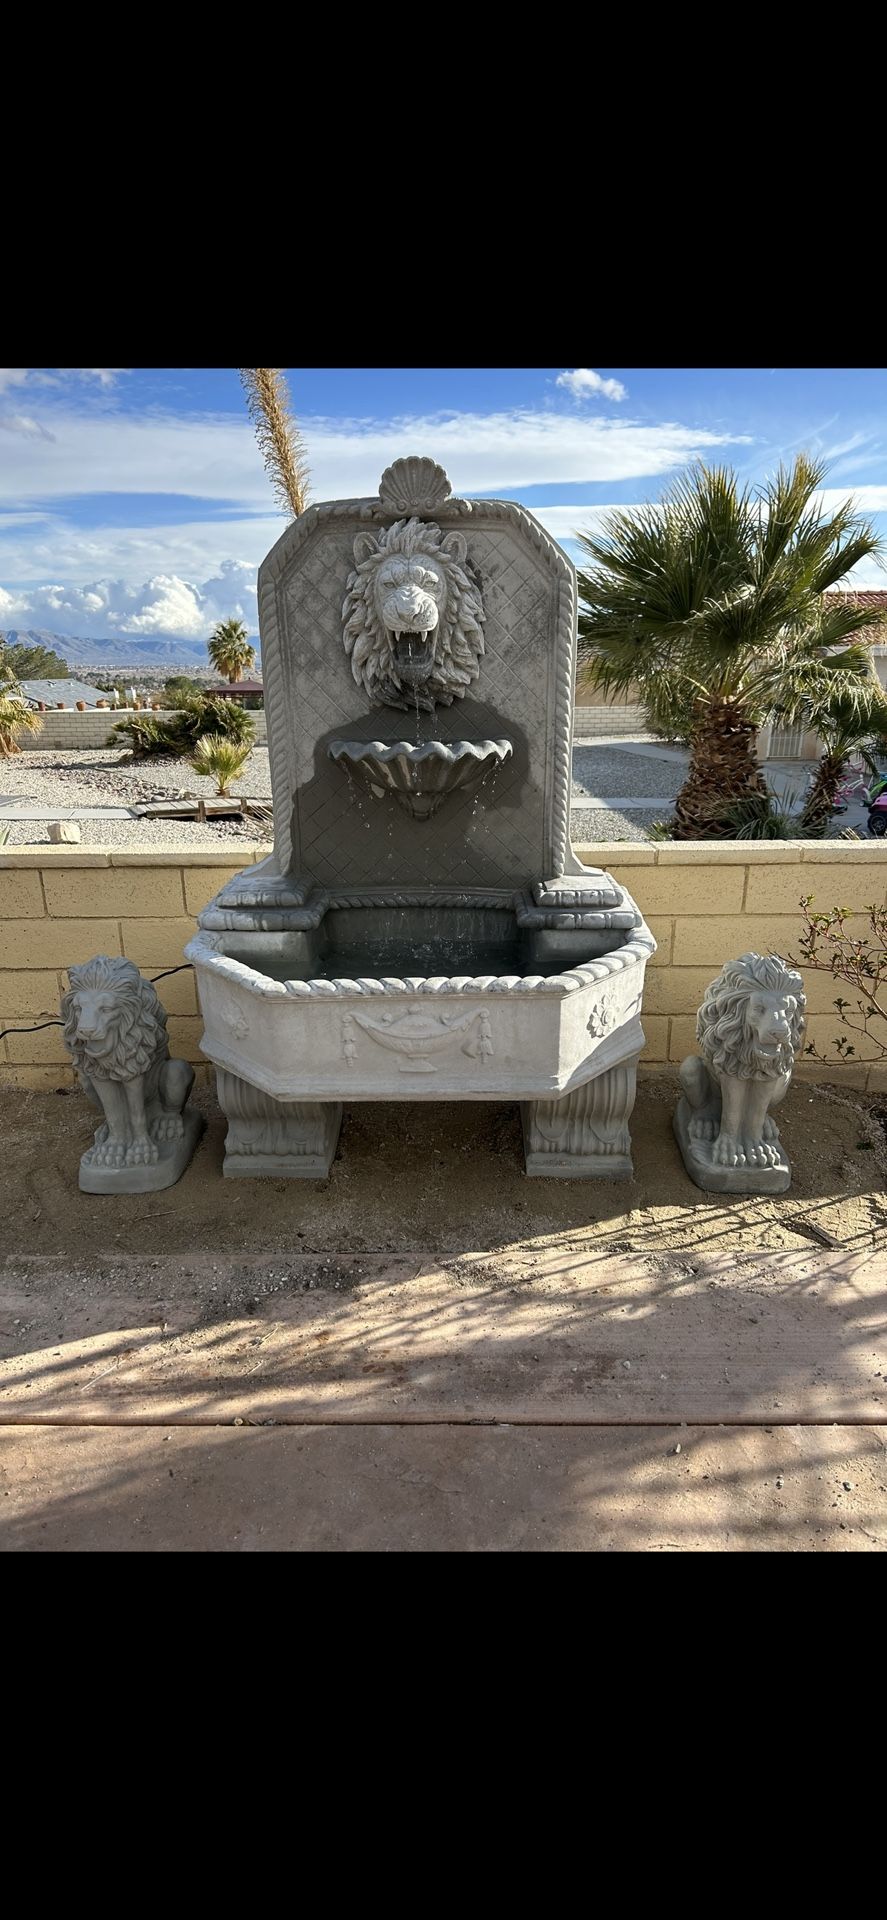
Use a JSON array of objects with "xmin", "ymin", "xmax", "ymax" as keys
[
  {"xmin": 328, "ymin": 738, "xmax": 513, "ymax": 819},
  {"xmin": 187, "ymin": 895, "xmax": 655, "ymax": 1101}
]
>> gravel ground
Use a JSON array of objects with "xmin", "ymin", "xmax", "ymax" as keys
[
  {"xmin": 1, "ymin": 748, "xmax": 274, "ymax": 848},
  {"xmin": 571, "ymin": 805, "xmax": 669, "ymax": 842},
  {"xmin": 2, "ymin": 741, "xmax": 682, "ymax": 850},
  {"xmin": 0, "ymin": 747, "xmax": 273, "ymax": 805},
  {"xmin": 572, "ymin": 744, "xmax": 688, "ymax": 799}
]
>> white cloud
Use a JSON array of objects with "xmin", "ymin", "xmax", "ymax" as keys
[
  {"xmin": 0, "ymin": 402, "xmax": 750, "ymax": 512},
  {"xmin": 0, "ymin": 367, "xmax": 128, "ymax": 394},
  {"xmin": 556, "ymin": 368, "xmax": 628, "ymax": 403},
  {"xmin": 70, "ymin": 369, "xmax": 129, "ymax": 388},
  {"xmin": 0, "ymin": 412, "xmax": 55, "ymax": 441},
  {"xmin": 820, "ymin": 486, "xmax": 887, "ymax": 514},
  {"xmin": 0, "ymin": 559, "xmax": 260, "ymax": 642}
]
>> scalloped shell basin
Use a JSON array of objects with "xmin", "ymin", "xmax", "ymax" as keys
[{"xmin": 329, "ymin": 738, "xmax": 512, "ymax": 819}]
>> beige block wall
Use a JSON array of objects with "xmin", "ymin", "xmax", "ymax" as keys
[
  {"xmin": 0, "ymin": 849, "xmax": 267, "ymax": 1088},
  {"xmin": 19, "ymin": 708, "xmax": 267, "ymax": 750},
  {"xmin": 1, "ymin": 843, "xmax": 885, "ymax": 1090}
]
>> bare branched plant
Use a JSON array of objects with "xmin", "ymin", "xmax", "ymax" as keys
[
  {"xmin": 793, "ymin": 896, "xmax": 887, "ymax": 1062},
  {"xmin": 238, "ymin": 368, "xmax": 310, "ymax": 518}
]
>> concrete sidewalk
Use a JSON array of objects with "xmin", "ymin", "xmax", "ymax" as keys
[{"xmin": 2, "ymin": 1244, "xmax": 886, "ymax": 1551}]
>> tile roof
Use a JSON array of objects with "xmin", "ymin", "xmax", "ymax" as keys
[{"xmin": 825, "ymin": 589, "xmax": 887, "ymax": 644}]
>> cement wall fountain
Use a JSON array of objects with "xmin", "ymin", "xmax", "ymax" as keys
[{"xmin": 186, "ymin": 455, "xmax": 656, "ymax": 1177}]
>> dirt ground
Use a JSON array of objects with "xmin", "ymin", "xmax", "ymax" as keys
[
  {"xmin": 3, "ymin": 1075, "xmax": 886, "ymax": 1549},
  {"xmin": 5, "ymin": 1073, "xmax": 886, "ymax": 1281}
]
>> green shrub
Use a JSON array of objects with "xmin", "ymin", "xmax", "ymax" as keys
[
  {"xmin": 714, "ymin": 789, "xmax": 802, "ymax": 839},
  {"xmin": 190, "ymin": 732, "xmax": 252, "ymax": 795},
  {"xmin": 110, "ymin": 696, "xmax": 255, "ymax": 758},
  {"xmin": 108, "ymin": 714, "xmax": 178, "ymax": 756},
  {"xmin": 186, "ymin": 695, "xmax": 255, "ymax": 745}
]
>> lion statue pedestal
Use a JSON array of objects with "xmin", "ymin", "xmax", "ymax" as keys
[
  {"xmin": 61, "ymin": 956, "xmax": 205, "ymax": 1194},
  {"xmin": 673, "ymin": 952, "xmax": 806, "ymax": 1194}
]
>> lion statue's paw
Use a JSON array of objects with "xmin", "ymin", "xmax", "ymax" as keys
[
  {"xmin": 151, "ymin": 1113, "xmax": 184, "ymax": 1143},
  {"xmin": 761, "ymin": 1116, "xmax": 780, "ymax": 1142},
  {"xmin": 689, "ymin": 1115, "xmax": 718, "ymax": 1141},
  {"xmin": 92, "ymin": 1138, "xmax": 128, "ymax": 1168},
  {"xmin": 742, "ymin": 1137, "xmax": 781, "ymax": 1168},
  {"xmin": 712, "ymin": 1132, "xmax": 746, "ymax": 1168},
  {"xmin": 125, "ymin": 1137, "xmax": 159, "ymax": 1167}
]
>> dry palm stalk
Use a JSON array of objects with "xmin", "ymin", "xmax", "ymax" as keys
[{"xmin": 238, "ymin": 368, "xmax": 310, "ymax": 519}]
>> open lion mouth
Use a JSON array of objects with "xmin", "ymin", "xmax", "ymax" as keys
[{"xmin": 391, "ymin": 628, "xmax": 436, "ymax": 688}]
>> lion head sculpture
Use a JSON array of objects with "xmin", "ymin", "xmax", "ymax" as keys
[
  {"xmin": 696, "ymin": 953, "xmax": 806, "ymax": 1080},
  {"xmin": 341, "ymin": 516, "xmax": 485, "ymax": 712},
  {"xmin": 61, "ymin": 955, "xmax": 169, "ymax": 1081}
]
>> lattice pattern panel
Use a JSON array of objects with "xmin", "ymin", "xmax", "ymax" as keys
[{"xmin": 271, "ymin": 512, "xmax": 570, "ymax": 891}]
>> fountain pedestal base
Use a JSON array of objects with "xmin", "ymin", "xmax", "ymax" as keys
[
  {"xmin": 216, "ymin": 1069, "xmax": 342, "ymax": 1179},
  {"xmin": 521, "ymin": 1057, "xmax": 639, "ymax": 1178}
]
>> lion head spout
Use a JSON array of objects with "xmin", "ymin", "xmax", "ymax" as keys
[
  {"xmin": 697, "ymin": 953, "xmax": 806, "ymax": 1081},
  {"xmin": 61, "ymin": 955, "xmax": 169, "ymax": 1081},
  {"xmin": 341, "ymin": 517, "xmax": 485, "ymax": 712}
]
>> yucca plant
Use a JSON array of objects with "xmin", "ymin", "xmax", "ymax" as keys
[
  {"xmin": 577, "ymin": 454, "xmax": 884, "ymax": 837},
  {"xmin": 0, "ymin": 687, "xmax": 43, "ymax": 754},
  {"xmin": 796, "ymin": 675, "xmax": 887, "ymax": 836},
  {"xmin": 207, "ymin": 618, "xmax": 256, "ymax": 685},
  {"xmin": 190, "ymin": 732, "xmax": 251, "ymax": 796}
]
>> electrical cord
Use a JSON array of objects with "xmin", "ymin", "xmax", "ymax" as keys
[{"xmin": 0, "ymin": 964, "xmax": 194, "ymax": 1043}]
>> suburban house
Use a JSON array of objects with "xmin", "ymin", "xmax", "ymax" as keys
[{"xmin": 17, "ymin": 677, "xmax": 109, "ymax": 709}]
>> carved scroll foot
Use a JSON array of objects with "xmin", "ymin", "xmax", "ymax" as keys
[
  {"xmin": 521, "ymin": 1058, "xmax": 638, "ymax": 1178},
  {"xmin": 216, "ymin": 1069, "xmax": 342, "ymax": 1179}
]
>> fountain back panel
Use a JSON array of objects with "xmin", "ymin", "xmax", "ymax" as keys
[{"xmin": 187, "ymin": 457, "xmax": 656, "ymax": 1177}]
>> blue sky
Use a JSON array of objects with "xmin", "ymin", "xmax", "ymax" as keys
[{"xmin": 1, "ymin": 365, "xmax": 886, "ymax": 643}]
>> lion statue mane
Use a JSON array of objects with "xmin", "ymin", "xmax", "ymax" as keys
[
  {"xmin": 696, "ymin": 953, "xmax": 806, "ymax": 1080},
  {"xmin": 342, "ymin": 516, "xmax": 485, "ymax": 712},
  {"xmin": 61, "ymin": 955, "xmax": 168, "ymax": 1081},
  {"xmin": 678, "ymin": 952, "xmax": 806, "ymax": 1173},
  {"xmin": 61, "ymin": 955, "xmax": 194, "ymax": 1171}
]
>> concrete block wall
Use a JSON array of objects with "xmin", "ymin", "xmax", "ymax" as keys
[
  {"xmin": 20, "ymin": 709, "xmax": 267, "ymax": 750},
  {"xmin": 573, "ymin": 705, "xmax": 647, "ymax": 739},
  {"xmin": 1, "ymin": 843, "xmax": 885, "ymax": 1091}
]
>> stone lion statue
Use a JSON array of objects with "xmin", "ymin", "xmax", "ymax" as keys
[
  {"xmin": 342, "ymin": 516, "xmax": 485, "ymax": 712},
  {"xmin": 677, "ymin": 952, "xmax": 806, "ymax": 1173},
  {"xmin": 61, "ymin": 955, "xmax": 195, "ymax": 1170}
]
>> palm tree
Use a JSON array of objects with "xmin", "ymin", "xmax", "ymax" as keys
[
  {"xmin": 798, "ymin": 675, "xmax": 887, "ymax": 836},
  {"xmin": 191, "ymin": 733, "xmax": 251, "ymax": 796},
  {"xmin": 0, "ymin": 677, "xmax": 43, "ymax": 754},
  {"xmin": 577, "ymin": 455, "xmax": 885, "ymax": 837},
  {"xmin": 207, "ymin": 618, "xmax": 256, "ymax": 685}
]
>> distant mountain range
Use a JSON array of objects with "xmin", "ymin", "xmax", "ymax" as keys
[{"xmin": 1, "ymin": 628, "xmax": 254, "ymax": 672}]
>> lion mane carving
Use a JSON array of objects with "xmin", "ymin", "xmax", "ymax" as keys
[
  {"xmin": 61, "ymin": 955, "xmax": 195, "ymax": 1170},
  {"xmin": 342, "ymin": 516, "xmax": 485, "ymax": 712},
  {"xmin": 678, "ymin": 952, "xmax": 806, "ymax": 1171}
]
